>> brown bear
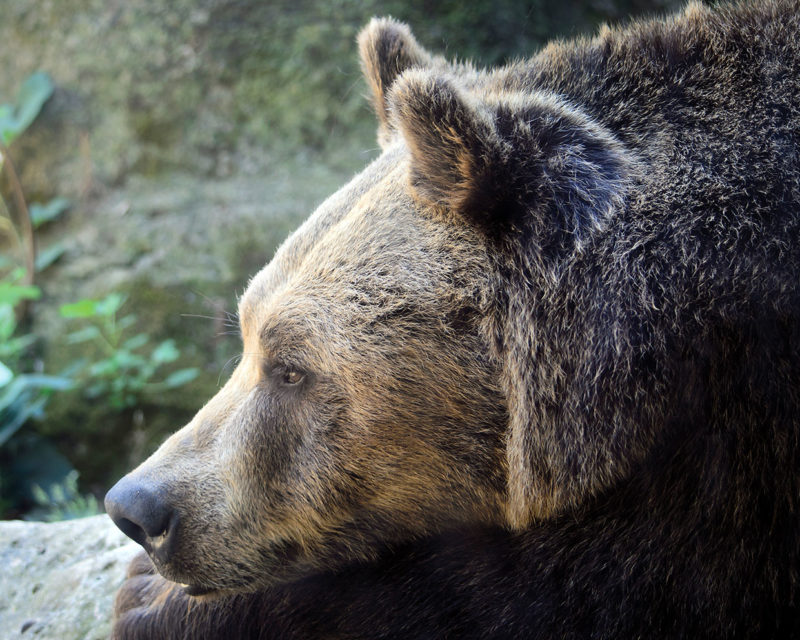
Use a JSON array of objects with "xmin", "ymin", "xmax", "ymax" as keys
[{"xmin": 105, "ymin": 1, "xmax": 800, "ymax": 638}]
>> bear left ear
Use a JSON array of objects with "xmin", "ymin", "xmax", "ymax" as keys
[
  {"xmin": 359, "ymin": 18, "xmax": 434, "ymax": 148},
  {"xmin": 389, "ymin": 70, "xmax": 635, "ymax": 254}
]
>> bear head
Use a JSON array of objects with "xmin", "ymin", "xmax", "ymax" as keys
[{"xmin": 105, "ymin": 18, "xmax": 639, "ymax": 597}]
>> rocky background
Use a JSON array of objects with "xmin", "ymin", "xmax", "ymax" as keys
[
  {"xmin": 0, "ymin": 515, "xmax": 138, "ymax": 639},
  {"xmin": 0, "ymin": 0, "xmax": 681, "ymax": 636}
]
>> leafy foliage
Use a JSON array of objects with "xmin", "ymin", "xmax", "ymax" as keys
[
  {"xmin": 0, "ymin": 71, "xmax": 53, "ymax": 147},
  {"xmin": 60, "ymin": 294, "xmax": 199, "ymax": 410},
  {"xmin": 0, "ymin": 272, "xmax": 71, "ymax": 448},
  {"xmin": 30, "ymin": 470, "xmax": 101, "ymax": 522},
  {"xmin": 0, "ymin": 273, "xmax": 72, "ymax": 517},
  {"xmin": 0, "ymin": 72, "xmax": 200, "ymax": 521},
  {"xmin": 0, "ymin": 71, "xmax": 67, "ymax": 279}
]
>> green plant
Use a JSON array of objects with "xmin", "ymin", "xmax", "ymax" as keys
[
  {"xmin": 0, "ymin": 271, "xmax": 73, "ymax": 517},
  {"xmin": 0, "ymin": 71, "xmax": 54, "ymax": 147},
  {"xmin": 0, "ymin": 271, "xmax": 71, "ymax": 448},
  {"xmin": 0, "ymin": 72, "xmax": 59, "ymax": 289},
  {"xmin": 60, "ymin": 293, "xmax": 199, "ymax": 410},
  {"xmin": 0, "ymin": 72, "xmax": 100, "ymax": 521},
  {"xmin": 29, "ymin": 469, "xmax": 101, "ymax": 522}
]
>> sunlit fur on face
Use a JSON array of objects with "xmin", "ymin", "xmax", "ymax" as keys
[{"xmin": 130, "ymin": 145, "xmax": 509, "ymax": 593}]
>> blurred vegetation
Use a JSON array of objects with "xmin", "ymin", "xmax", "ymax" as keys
[
  {"xmin": 0, "ymin": 0, "xmax": 682, "ymax": 521},
  {"xmin": 0, "ymin": 73, "xmax": 198, "ymax": 520},
  {"xmin": 204, "ymin": 0, "xmax": 683, "ymax": 159},
  {"xmin": 59, "ymin": 293, "xmax": 198, "ymax": 410}
]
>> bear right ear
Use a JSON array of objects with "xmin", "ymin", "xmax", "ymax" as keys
[{"xmin": 359, "ymin": 18, "xmax": 434, "ymax": 147}]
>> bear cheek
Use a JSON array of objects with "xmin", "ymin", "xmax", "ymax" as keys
[{"xmin": 215, "ymin": 390, "xmax": 332, "ymax": 539}]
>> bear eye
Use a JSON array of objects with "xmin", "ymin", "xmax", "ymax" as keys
[
  {"xmin": 261, "ymin": 362, "xmax": 307, "ymax": 388},
  {"xmin": 281, "ymin": 369, "xmax": 305, "ymax": 386}
]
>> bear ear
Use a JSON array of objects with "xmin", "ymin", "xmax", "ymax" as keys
[
  {"xmin": 389, "ymin": 70, "xmax": 635, "ymax": 255},
  {"xmin": 359, "ymin": 18, "xmax": 434, "ymax": 148},
  {"xmin": 389, "ymin": 71, "xmax": 510, "ymax": 228}
]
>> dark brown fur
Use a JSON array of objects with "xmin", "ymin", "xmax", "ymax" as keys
[{"xmin": 108, "ymin": 2, "xmax": 800, "ymax": 637}]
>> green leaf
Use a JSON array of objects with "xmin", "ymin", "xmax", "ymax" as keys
[
  {"xmin": 31, "ymin": 483, "xmax": 50, "ymax": 506},
  {"xmin": 151, "ymin": 339, "xmax": 179, "ymax": 364},
  {"xmin": 0, "ymin": 373, "xmax": 71, "ymax": 415},
  {"xmin": 0, "ymin": 103, "xmax": 18, "ymax": 146},
  {"xmin": 35, "ymin": 243, "xmax": 66, "ymax": 271},
  {"xmin": 60, "ymin": 293, "xmax": 126, "ymax": 319},
  {"xmin": 0, "ymin": 374, "xmax": 67, "ymax": 447},
  {"xmin": 88, "ymin": 359, "xmax": 116, "ymax": 377},
  {"xmin": 162, "ymin": 368, "xmax": 199, "ymax": 388},
  {"xmin": 0, "ymin": 395, "xmax": 46, "ymax": 447},
  {"xmin": 52, "ymin": 482, "xmax": 66, "ymax": 504},
  {"xmin": 0, "ymin": 282, "xmax": 41, "ymax": 306},
  {"xmin": 13, "ymin": 72, "xmax": 54, "ymax": 135},
  {"xmin": 123, "ymin": 333, "xmax": 149, "ymax": 351},
  {"xmin": 29, "ymin": 197, "xmax": 70, "ymax": 228},
  {"xmin": 66, "ymin": 326, "xmax": 101, "ymax": 344},
  {"xmin": 6, "ymin": 267, "xmax": 27, "ymax": 282},
  {"xmin": 0, "ymin": 361, "xmax": 12, "ymax": 387},
  {"xmin": 0, "ymin": 306, "xmax": 16, "ymax": 343},
  {"xmin": 113, "ymin": 350, "xmax": 147, "ymax": 369},
  {"xmin": 14, "ymin": 374, "xmax": 72, "ymax": 392},
  {"xmin": 0, "ymin": 376, "xmax": 29, "ymax": 414},
  {"xmin": 0, "ymin": 333, "xmax": 36, "ymax": 359},
  {"xmin": 95, "ymin": 293, "xmax": 125, "ymax": 317},
  {"xmin": 59, "ymin": 299, "xmax": 99, "ymax": 318},
  {"xmin": 117, "ymin": 314, "xmax": 137, "ymax": 330}
]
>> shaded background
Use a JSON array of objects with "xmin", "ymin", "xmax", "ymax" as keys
[{"xmin": 0, "ymin": 0, "xmax": 683, "ymax": 520}]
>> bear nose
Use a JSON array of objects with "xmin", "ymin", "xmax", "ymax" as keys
[{"xmin": 105, "ymin": 476, "xmax": 175, "ymax": 553}]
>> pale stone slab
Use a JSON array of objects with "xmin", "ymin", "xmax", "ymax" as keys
[{"xmin": 0, "ymin": 515, "xmax": 139, "ymax": 640}]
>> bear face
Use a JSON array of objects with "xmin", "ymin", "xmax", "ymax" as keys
[{"xmin": 106, "ymin": 141, "xmax": 513, "ymax": 594}]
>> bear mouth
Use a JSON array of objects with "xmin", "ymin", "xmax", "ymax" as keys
[{"xmin": 182, "ymin": 583, "xmax": 219, "ymax": 597}]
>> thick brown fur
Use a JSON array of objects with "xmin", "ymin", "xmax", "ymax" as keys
[{"xmin": 108, "ymin": 2, "xmax": 800, "ymax": 638}]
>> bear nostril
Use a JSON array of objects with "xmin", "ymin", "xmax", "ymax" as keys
[{"xmin": 115, "ymin": 517, "xmax": 149, "ymax": 547}]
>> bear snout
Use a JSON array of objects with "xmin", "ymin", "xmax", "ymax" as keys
[{"xmin": 105, "ymin": 476, "xmax": 179, "ymax": 563}]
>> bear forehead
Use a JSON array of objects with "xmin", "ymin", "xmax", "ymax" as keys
[{"xmin": 237, "ymin": 144, "xmax": 471, "ymax": 349}]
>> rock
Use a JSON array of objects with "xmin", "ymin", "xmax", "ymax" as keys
[{"xmin": 0, "ymin": 515, "xmax": 139, "ymax": 640}]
